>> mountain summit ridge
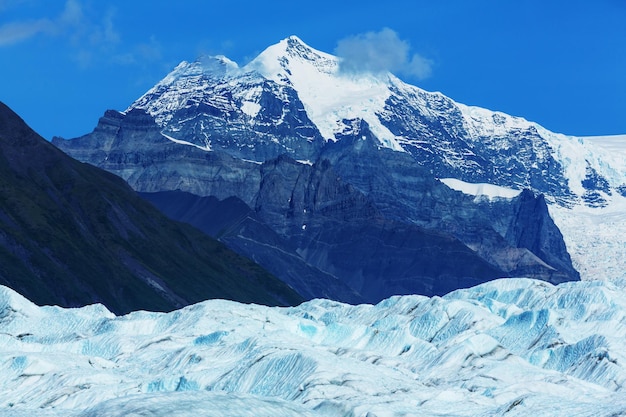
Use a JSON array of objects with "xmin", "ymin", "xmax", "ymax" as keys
[{"xmin": 123, "ymin": 36, "xmax": 626, "ymax": 203}]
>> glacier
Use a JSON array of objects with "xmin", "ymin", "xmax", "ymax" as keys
[{"xmin": 2, "ymin": 278, "xmax": 626, "ymax": 416}]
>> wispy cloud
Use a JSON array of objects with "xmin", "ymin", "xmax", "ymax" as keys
[
  {"xmin": 0, "ymin": 0, "xmax": 82, "ymax": 46},
  {"xmin": 112, "ymin": 35, "xmax": 162, "ymax": 66},
  {"xmin": 335, "ymin": 28, "xmax": 433, "ymax": 80},
  {"xmin": 0, "ymin": 0, "xmax": 162, "ymax": 69},
  {"xmin": 0, "ymin": 18, "xmax": 54, "ymax": 46},
  {"xmin": 66, "ymin": 4, "xmax": 122, "ymax": 68}
]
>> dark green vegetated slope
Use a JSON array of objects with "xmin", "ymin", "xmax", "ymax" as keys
[{"xmin": 0, "ymin": 101, "xmax": 302, "ymax": 314}]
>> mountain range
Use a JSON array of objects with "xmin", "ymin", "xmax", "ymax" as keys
[
  {"xmin": 52, "ymin": 36, "xmax": 626, "ymax": 304},
  {"xmin": 0, "ymin": 101, "xmax": 301, "ymax": 314},
  {"xmin": 2, "ymin": 34, "xmax": 626, "ymax": 416}
]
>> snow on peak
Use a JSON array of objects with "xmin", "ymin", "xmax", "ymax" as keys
[
  {"xmin": 440, "ymin": 178, "xmax": 522, "ymax": 201},
  {"xmin": 247, "ymin": 35, "xmax": 337, "ymax": 79},
  {"xmin": 456, "ymin": 102, "xmax": 626, "ymax": 199},
  {"xmin": 127, "ymin": 54, "xmax": 242, "ymax": 126},
  {"xmin": 181, "ymin": 55, "xmax": 239, "ymax": 77},
  {"xmin": 456, "ymin": 103, "xmax": 534, "ymax": 137},
  {"xmin": 245, "ymin": 36, "xmax": 404, "ymax": 151},
  {"xmin": 583, "ymin": 134, "xmax": 626, "ymax": 155},
  {"xmin": 197, "ymin": 54, "xmax": 239, "ymax": 74},
  {"xmin": 150, "ymin": 55, "xmax": 239, "ymax": 91}
]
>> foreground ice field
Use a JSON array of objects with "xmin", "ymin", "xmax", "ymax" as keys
[{"xmin": 1, "ymin": 277, "xmax": 626, "ymax": 416}]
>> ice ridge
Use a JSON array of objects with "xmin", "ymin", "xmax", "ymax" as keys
[{"xmin": 1, "ymin": 278, "xmax": 626, "ymax": 416}]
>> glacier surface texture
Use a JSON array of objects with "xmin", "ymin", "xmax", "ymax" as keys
[{"xmin": 1, "ymin": 278, "xmax": 626, "ymax": 416}]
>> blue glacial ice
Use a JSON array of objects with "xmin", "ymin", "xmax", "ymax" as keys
[{"xmin": 1, "ymin": 278, "xmax": 626, "ymax": 416}]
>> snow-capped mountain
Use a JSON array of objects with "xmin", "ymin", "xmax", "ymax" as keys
[
  {"xmin": 2, "ymin": 278, "xmax": 626, "ymax": 416},
  {"xmin": 53, "ymin": 36, "xmax": 626, "ymax": 301},
  {"xmin": 127, "ymin": 35, "xmax": 626, "ymax": 204}
]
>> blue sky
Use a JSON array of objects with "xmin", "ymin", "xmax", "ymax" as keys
[{"xmin": 1, "ymin": 0, "xmax": 625, "ymax": 140}]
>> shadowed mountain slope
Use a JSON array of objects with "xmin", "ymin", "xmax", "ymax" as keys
[{"xmin": 0, "ymin": 101, "xmax": 302, "ymax": 314}]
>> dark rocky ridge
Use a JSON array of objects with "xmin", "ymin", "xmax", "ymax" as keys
[{"xmin": 0, "ymin": 101, "xmax": 302, "ymax": 314}]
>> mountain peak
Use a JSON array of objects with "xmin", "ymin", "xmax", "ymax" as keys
[
  {"xmin": 0, "ymin": 101, "xmax": 38, "ymax": 145},
  {"xmin": 157, "ymin": 55, "xmax": 239, "ymax": 87},
  {"xmin": 285, "ymin": 34, "xmax": 305, "ymax": 43},
  {"xmin": 275, "ymin": 35, "xmax": 328, "ymax": 59},
  {"xmin": 245, "ymin": 35, "xmax": 337, "ymax": 82},
  {"xmin": 240, "ymin": 37, "xmax": 403, "ymax": 149},
  {"xmin": 196, "ymin": 54, "xmax": 239, "ymax": 73},
  {"xmin": 282, "ymin": 35, "xmax": 326, "ymax": 60}
]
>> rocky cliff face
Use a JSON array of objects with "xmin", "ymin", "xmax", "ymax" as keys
[
  {"xmin": 56, "ymin": 107, "xmax": 579, "ymax": 303},
  {"xmin": 319, "ymin": 120, "xmax": 577, "ymax": 284},
  {"xmin": 53, "ymin": 37, "xmax": 587, "ymax": 303},
  {"xmin": 57, "ymin": 108, "xmax": 263, "ymax": 202}
]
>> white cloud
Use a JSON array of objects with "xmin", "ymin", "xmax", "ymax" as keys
[
  {"xmin": 406, "ymin": 53, "xmax": 434, "ymax": 80},
  {"xmin": 0, "ymin": 1, "xmax": 80, "ymax": 46},
  {"xmin": 67, "ymin": 4, "xmax": 122, "ymax": 67},
  {"xmin": 0, "ymin": 1, "xmax": 120, "ymax": 49},
  {"xmin": 0, "ymin": 18, "xmax": 54, "ymax": 46},
  {"xmin": 82, "ymin": 7, "xmax": 120, "ymax": 47},
  {"xmin": 59, "ymin": 0, "xmax": 83, "ymax": 27},
  {"xmin": 335, "ymin": 28, "xmax": 434, "ymax": 80},
  {"xmin": 0, "ymin": 1, "xmax": 163, "ymax": 69},
  {"xmin": 112, "ymin": 36, "xmax": 162, "ymax": 66}
]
